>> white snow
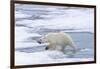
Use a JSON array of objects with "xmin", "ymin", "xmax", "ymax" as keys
[
  {"xmin": 15, "ymin": 42, "xmax": 49, "ymax": 49},
  {"xmin": 16, "ymin": 20, "xmax": 34, "ymax": 25},
  {"xmin": 15, "ymin": 11, "xmax": 32, "ymax": 19},
  {"xmin": 20, "ymin": 8, "xmax": 94, "ymax": 33},
  {"xmin": 15, "ymin": 27, "xmax": 41, "ymax": 42},
  {"xmin": 15, "ymin": 51, "xmax": 94, "ymax": 65}
]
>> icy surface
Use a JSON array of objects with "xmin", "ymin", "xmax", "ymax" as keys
[
  {"xmin": 15, "ymin": 51, "xmax": 94, "ymax": 65},
  {"xmin": 15, "ymin": 4, "xmax": 94, "ymax": 65}
]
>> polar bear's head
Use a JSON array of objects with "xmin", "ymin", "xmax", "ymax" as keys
[
  {"xmin": 37, "ymin": 36, "xmax": 48, "ymax": 44},
  {"xmin": 37, "ymin": 36, "xmax": 50, "ymax": 50}
]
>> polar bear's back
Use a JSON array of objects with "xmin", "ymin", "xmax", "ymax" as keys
[{"xmin": 45, "ymin": 32, "xmax": 74, "ymax": 46}]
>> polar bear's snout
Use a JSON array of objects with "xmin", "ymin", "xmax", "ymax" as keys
[
  {"xmin": 37, "ymin": 40, "xmax": 41, "ymax": 44},
  {"xmin": 37, "ymin": 39, "xmax": 42, "ymax": 44},
  {"xmin": 45, "ymin": 47, "xmax": 49, "ymax": 50},
  {"xmin": 37, "ymin": 38, "xmax": 42, "ymax": 44}
]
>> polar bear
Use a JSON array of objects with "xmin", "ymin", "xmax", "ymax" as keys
[{"xmin": 37, "ymin": 32, "xmax": 76, "ymax": 53}]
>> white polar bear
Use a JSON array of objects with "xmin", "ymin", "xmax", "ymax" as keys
[{"xmin": 37, "ymin": 32, "xmax": 76, "ymax": 53}]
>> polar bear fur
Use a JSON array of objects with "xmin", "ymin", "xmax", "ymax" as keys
[{"xmin": 37, "ymin": 32, "xmax": 76, "ymax": 52}]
